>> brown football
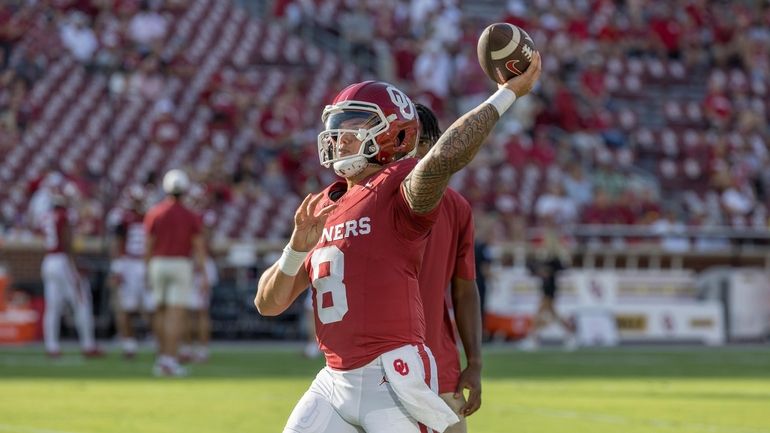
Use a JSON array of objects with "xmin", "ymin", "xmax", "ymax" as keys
[{"xmin": 477, "ymin": 23, "xmax": 536, "ymax": 84}]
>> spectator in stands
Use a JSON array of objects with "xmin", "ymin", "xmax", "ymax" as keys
[
  {"xmin": 0, "ymin": 3, "xmax": 27, "ymax": 68},
  {"xmin": 144, "ymin": 169, "xmax": 207, "ymax": 377},
  {"xmin": 562, "ymin": 163, "xmax": 593, "ymax": 207},
  {"xmin": 581, "ymin": 188, "xmax": 615, "ymax": 226},
  {"xmin": 592, "ymin": 154, "xmax": 628, "ymax": 199},
  {"xmin": 59, "ymin": 12, "xmax": 97, "ymax": 63},
  {"xmin": 150, "ymin": 99, "xmax": 181, "ymax": 147},
  {"xmin": 721, "ymin": 175, "xmax": 756, "ymax": 227},
  {"xmin": 578, "ymin": 53, "xmax": 608, "ymax": 106},
  {"xmin": 703, "ymin": 76, "xmax": 733, "ymax": 130},
  {"xmin": 413, "ymin": 39, "xmax": 452, "ymax": 116},
  {"xmin": 127, "ymin": 1, "xmax": 168, "ymax": 53},
  {"xmin": 339, "ymin": 2, "xmax": 375, "ymax": 63},
  {"xmin": 650, "ymin": 207, "xmax": 690, "ymax": 252},
  {"xmin": 452, "ymin": 44, "xmax": 492, "ymax": 114},
  {"xmin": 127, "ymin": 54, "xmax": 166, "ymax": 101},
  {"xmin": 535, "ymin": 182, "xmax": 578, "ymax": 226}
]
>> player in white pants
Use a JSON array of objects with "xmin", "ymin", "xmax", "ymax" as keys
[
  {"xmin": 109, "ymin": 257, "xmax": 155, "ymax": 357},
  {"xmin": 181, "ymin": 256, "xmax": 218, "ymax": 363},
  {"xmin": 109, "ymin": 187, "xmax": 155, "ymax": 358},
  {"xmin": 284, "ymin": 344, "xmax": 451, "ymax": 433},
  {"xmin": 40, "ymin": 196, "xmax": 100, "ymax": 358}
]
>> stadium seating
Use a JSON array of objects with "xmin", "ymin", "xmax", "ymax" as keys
[{"xmin": 0, "ymin": 0, "xmax": 769, "ymax": 245}]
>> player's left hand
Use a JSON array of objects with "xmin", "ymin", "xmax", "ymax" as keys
[
  {"xmin": 289, "ymin": 193, "xmax": 337, "ymax": 252},
  {"xmin": 455, "ymin": 363, "xmax": 482, "ymax": 416}
]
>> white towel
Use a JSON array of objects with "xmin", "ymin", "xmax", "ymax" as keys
[{"xmin": 380, "ymin": 345, "xmax": 460, "ymax": 432}]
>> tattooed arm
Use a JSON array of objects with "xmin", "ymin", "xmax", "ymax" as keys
[{"xmin": 403, "ymin": 52, "xmax": 542, "ymax": 214}]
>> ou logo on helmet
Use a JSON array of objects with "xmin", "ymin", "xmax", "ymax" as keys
[{"xmin": 386, "ymin": 86, "xmax": 415, "ymax": 120}]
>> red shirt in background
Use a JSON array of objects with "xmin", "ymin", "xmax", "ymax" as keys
[
  {"xmin": 419, "ymin": 188, "xmax": 476, "ymax": 393},
  {"xmin": 144, "ymin": 198, "xmax": 201, "ymax": 257}
]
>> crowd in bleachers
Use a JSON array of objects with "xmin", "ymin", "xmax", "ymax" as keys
[{"xmin": 1, "ymin": 0, "xmax": 769, "ymax": 249}]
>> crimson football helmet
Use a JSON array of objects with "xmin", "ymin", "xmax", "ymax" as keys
[{"xmin": 318, "ymin": 81, "xmax": 419, "ymax": 178}]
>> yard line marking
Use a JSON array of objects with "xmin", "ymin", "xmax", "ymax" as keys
[{"xmin": 0, "ymin": 423, "xmax": 87, "ymax": 433}]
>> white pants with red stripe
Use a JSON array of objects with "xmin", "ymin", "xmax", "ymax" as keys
[
  {"xmin": 283, "ymin": 344, "xmax": 459, "ymax": 433},
  {"xmin": 41, "ymin": 253, "xmax": 96, "ymax": 353}
]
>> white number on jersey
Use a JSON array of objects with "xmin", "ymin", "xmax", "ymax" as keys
[
  {"xmin": 125, "ymin": 223, "xmax": 146, "ymax": 256},
  {"xmin": 310, "ymin": 246, "xmax": 349, "ymax": 324}
]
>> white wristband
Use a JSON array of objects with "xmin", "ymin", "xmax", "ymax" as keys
[
  {"xmin": 277, "ymin": 245, "xmax": 309, "ymax": 276},
  {"xmin": 485, "ymin": 88, "xmax": 517, "ymax": 116}
]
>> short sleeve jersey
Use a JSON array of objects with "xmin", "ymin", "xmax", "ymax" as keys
[
  {"xmin": 42, "ymin": 207, "xmax": 70, "ymax": 253},
  {"xmin": 115, "ymin": 209, "xmax": 146, "ymax": 257},
  {"xmin": 418, "ymin": 188, "xmax": 476, "ymax": 393},
  {"xmin": 144, "ymin": 198, "xmax": 202, "ymax": 257},
  {"xmin": 304, "ymin": 158, "xmax": 439, "ymax": 370}
]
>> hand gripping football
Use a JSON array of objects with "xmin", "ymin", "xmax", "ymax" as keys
[{"xmin": 477, "ymin": 23, "xmax": 536, "ymax": 84}]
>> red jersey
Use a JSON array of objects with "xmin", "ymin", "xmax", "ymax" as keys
[
  {"xmin": 42, "ymin": 207, "xmax": 70, "ymax": 253},
  {"xmin": 144, "ymin": 198, "xmax": 201, "ymax": 257},
  {"xmin": 115, "ymin": 209, "xmax": 145, "ymax": 257},
  {"xmin": 304, "ymin": 159, "xmax": 439, "ymax": 370},
  {"xmin": 419, "ymin": 188, "xmax": 476, "ymax": 393}
]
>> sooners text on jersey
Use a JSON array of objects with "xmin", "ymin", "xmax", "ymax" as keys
[{"xmin": 304, "ymin": 158, "xmax": 439, "ymax": 370}]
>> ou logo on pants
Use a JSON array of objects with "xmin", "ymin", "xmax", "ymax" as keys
[{"xmin": 393, "ymin": 359, "xmax": 409, "ymax": 376}]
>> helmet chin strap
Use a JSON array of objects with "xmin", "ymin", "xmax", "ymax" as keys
[{"xmin": 333, "ymin": 156, "xmax": 368, "ymax": 178}]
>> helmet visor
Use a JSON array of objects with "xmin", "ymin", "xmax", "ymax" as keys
[{"xmin": 318, "ymin": 109, "xmax": 384, "ymax": 167}]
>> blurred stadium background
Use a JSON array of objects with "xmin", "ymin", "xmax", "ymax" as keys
[{"xmin": 0, "ymin": 0, "xmax": 769, "ymax": 432}]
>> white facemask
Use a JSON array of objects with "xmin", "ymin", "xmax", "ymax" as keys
[{"xmin": 333, "ymin": 156, "xmax": 368, "ymax": 178}]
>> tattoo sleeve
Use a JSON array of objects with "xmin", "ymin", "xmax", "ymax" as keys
[{"xmin": 403, "ymin": 104, "xmax": 499, "ymax": 213}]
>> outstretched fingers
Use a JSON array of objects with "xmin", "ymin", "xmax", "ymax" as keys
[
  {"xmin": 315, "ymin": 203, "xmax": 338, "ymax": 220},
  {"xmin": 294, "ymin": 194, "xmax": 313, "ymax": 224},
  {"xmin": 305, "ymin": 193, "xmax": 326, "ymax": 218}
]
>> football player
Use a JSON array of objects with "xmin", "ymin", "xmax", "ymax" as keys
[
  {"xmin": 41, "ymin": 193, "xmax": 102, "ymax": 358},
  {"xmin": 145, "ymin": 169, "xmax": 208, "ymax": 377},
  {"xmin": 182, "ymin": 185, "xmax": 218, "ymax": 363},
  {"xmin": 109, "ymin": 185, "xmax": 156, "ymax": 359},
  {"xmin": 256, "ymin": 52, "xmax": 541, "ymax": 433},
  {"xmin": 412, "ymin": 103, "xmax": 482, "ymax": 433}
]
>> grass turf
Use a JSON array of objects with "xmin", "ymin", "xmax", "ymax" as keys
[{"xmin": 1, "ymin": 345, "xmax": 769, "ymax": 433}]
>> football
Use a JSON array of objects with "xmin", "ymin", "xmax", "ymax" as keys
[{"xmin": 477, "ymin": 23, "xmax": 536, "ymax": 84}]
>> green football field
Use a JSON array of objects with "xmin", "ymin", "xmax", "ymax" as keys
[{"xmin": 1, "ymin": 344, "xmax": 769, "ymax": 433}]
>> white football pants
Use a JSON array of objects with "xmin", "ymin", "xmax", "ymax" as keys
[
  {"xmin": 283, "ymin": 344, "xmax": 458, "ymax": 433},
  {"xmin": 42, "ymin": 253, "xmax": 95, "ymax": 353}
]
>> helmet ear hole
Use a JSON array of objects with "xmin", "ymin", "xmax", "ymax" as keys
[{"xmin": 396, "ymin": 130, "xmax": 406, "ymax": 149}]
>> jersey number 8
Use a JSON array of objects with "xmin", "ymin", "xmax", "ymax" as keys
[{"xmin": 310, "ymin": 246, "xmax": 349, "ymax": 324}]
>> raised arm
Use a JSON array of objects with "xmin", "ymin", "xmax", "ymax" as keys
[
  {"xmin": 255, "ymin": 194, "xmax": 337, "ymax": 316},
  {"xmin": 403, "ymin": 52, "xmax": 542, "ymax": 214}
]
